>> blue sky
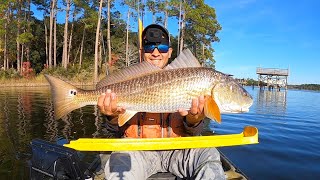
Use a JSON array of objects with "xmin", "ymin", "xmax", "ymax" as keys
[
  {"xmin": 138, "ymin": 0, "xmax": 320, "ymax": 85},
  {"xmin": 32, "ymin": 0, "xmax": 320, "ymax": 85},
  {"xmin": 206, "ymin": 0, "xmax": 320, "ymax": 85}
]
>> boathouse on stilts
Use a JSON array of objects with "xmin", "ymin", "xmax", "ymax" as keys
[{"xmin": 256, "ymin": 67, "xmax": 289, "ymax": 91}]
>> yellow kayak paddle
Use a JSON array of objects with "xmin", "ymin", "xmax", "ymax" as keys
[{"xmin": 64, "ymin": 126, "xmax": 258, "ymax": 151}]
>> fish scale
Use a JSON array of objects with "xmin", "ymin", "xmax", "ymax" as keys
[
  {"xmin": 44, "ymin": 50, "xmax": 253, "ymax": 125},
  {"xmin": 95, "ymin": 67, "xmax": 217, "ymax": 112}
]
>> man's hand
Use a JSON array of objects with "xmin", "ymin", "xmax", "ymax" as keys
[
  {"xmin": 97, "ymin": 89, "xmax": 126, "ymax": 116},
  {"xmin": 178, "ymin": 95, "xmax": 206, "ymax": 126}
]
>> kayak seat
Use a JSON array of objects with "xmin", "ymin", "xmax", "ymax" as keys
[{"xmin": 29, "ymin": 139, "xmax": 93, "ymax": 180}]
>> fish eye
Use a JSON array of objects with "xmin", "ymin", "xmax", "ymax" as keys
[
  {"xmin": 229, "ymin": 85, "xmax": 233, "ymax": 91},
  {"xmin": 70, "ymin": 89, "xmax": 77, "ymax": 95}
]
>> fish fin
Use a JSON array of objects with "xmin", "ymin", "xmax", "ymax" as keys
[
  {"xmin": 118, "ymin": 110, "xmax": 137, "ymax": 126},
  {"xmin": 204, "ymin": 96, "xmax": 221, "ymax": 123},
  {"xmin": 44, "ymin": 74, "xmax": 84, "ymax": 120},
  {"xmin": 96, "ymin": 62, "xmax": 161, "ymax": 89},
  {"xmin": 165, "ymin": 48, "xmax": 202, "ymax": 70}
]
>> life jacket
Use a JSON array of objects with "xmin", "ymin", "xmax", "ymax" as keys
[{"xmin": 121, "ymin": 112, "xmax": 188, "ymax": 138}]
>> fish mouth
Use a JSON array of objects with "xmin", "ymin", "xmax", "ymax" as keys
[
  {"xmin": 237, "ymin": 102, "xmax": 253, "ymax": 113},
  {"xmin": 222, "ymin": 109, "xmax": 249, "ymax": 113},
  {"xmin": 219, "ymin": 104, "xmax": 251, "ymax": 113},
  {"xmin": 240, "ymin": 107, "xmax": 250, "ymax": 113}
]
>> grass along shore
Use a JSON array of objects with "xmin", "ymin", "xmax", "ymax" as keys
[{"xmin": 0, "ymin": 74, "xmax": 98, "ymax": 87}]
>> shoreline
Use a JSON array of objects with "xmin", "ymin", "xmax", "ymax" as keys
[
  {"xmin": 0, "ymin": 81, "xmax": 95, "ymax": 88},
  {"xmin": 0, "ymin": 74, "xmax": 102, "ymax": 88}
]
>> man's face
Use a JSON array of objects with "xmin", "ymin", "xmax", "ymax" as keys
[{"xmin": 143, "ymin": 47, "xmax": 173, "ymax": 69}]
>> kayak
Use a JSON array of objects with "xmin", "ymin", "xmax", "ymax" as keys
[
  {"xmin": 29, "ymin": 138, "xmax": 250, "ymax": 180},
  {"xmin": 219, "ymin": 150, "xmax": 248, "ymax": 180},
  {"xmin": 94, "ymin": 150, "xmax": 248, "ymax": 180}
]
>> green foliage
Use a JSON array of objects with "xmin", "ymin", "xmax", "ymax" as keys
[
  {"xmin": 17, "ymin": 32, "xmax": 34, "ymax": 44},
  {"xmin": 289, "ymin": 84, "xmax": 320, "ymax": 91},
  {"xmin": 169, "ymin": 35, "xmax": 179, "ymax": 62},
  {"xmin": 183, "ymin": 0, "xmax": 221, "ymax": 66},
  {"xmin": 30, "ymin": 50, "xmax": 42, "ymax": 72},
  {"xmin": 246, "ymin": 78, "xmax": 259, "ymax": 86},
  {"xmin": 0, "ymin": 68, "xmax": 22, "ymax": 79},
  {"xmin": 1, "ymin": 0, "xmax": 221, "ymax": 82},
  {"xmin": 39, "ymin": 62, "xmax": 94, "ymax": 83}
]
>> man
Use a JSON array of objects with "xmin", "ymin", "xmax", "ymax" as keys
[{"xmin": 97, "ymin": 24, "xmax": 225, "ymax": 180}]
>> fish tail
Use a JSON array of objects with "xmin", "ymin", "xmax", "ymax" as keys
[{"xmin": 44, "ymin": 74, "xmax": 83, "ymax": 120}]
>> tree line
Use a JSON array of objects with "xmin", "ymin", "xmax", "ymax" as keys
[
  {"xmin": 288, "ymin": 84, "xmax": 320, "ymax": 91},
  {"xmin": 242, "ymin": 78, "xmax": 320, "ymax": 91},
  {"xmin": 0, "ymin": 0, "xmax": 221, "ymax": 83}
]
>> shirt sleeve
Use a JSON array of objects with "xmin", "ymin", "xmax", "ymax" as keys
[
  {"xmin": 183, "ymin": 118, "xmax": 205, "ymax": 136},
  {"xmin": 101, "ymin": 115, "xmax": 123, "ymax": 138}
]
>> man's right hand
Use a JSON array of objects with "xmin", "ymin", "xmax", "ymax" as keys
[{"xmin": 97, "ymin": 89, "xmax": 126, "ymax": 116}]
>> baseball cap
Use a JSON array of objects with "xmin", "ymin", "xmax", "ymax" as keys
[{"xmin": 142, "ymin": 24, "xmax": 170, "ymax": 46}]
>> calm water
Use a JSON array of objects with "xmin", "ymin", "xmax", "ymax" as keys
[{"xmin": 0, "ymin": 86, "xmax": 320, "ymax": 179}]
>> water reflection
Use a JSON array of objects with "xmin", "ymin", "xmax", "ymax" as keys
[
  {"xmin": 17, "ymin": 91, "xmax": 33, "ymax": 140},
  {"xmin": 256, "ymin": 89, "xmax": 287, "ymax": 116},
  {"xmin": 1, "ymin": 86, "xmax": 320, "ymax": 179},
  {"xmin": 92, "ymin": 106, "xmax": 102, "ymax": 138},
  {"xmin": 44, "ymin": 100, "xmax": 59, "ymax": 142},
  {"xmin": 61, "ymin": 115, "xmax": 74, "ymax": 141},
  {"xmin": 0, "ymin": 89, "xmax": 34, "ymax": 179},
  {"xmin": 0, "ymin": 87, "xmax": 103, "ymax": 178},
  {"xmin": 78, "ymin": 108, "xmax": 87, "ymax": 137}
]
